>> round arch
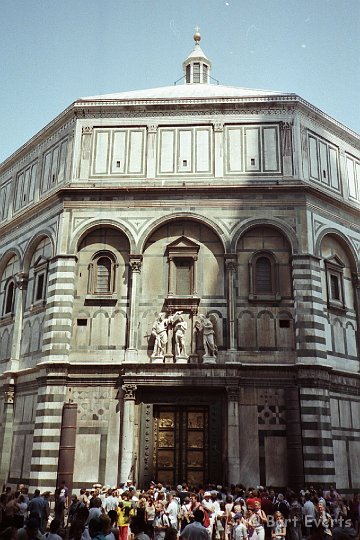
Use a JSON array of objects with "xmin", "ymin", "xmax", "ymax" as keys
[
  {"xmin": 231, "ymin": 218, "xmax": 299, "ymax": 254},
  {"xmin": 70, "ymin": 219, "xmax": 135, "ymax": 253},
  {"xmin": 315, "ymin": 228, "xmax": 359, "ymax": 272},
  {"xmin": 138, "ymin": 212, "xmax": 228, "ymax": 254},
  {"xmin": 0, "ymin": 248, "xmax": 23, "ymax": 277},
  {"xmin": 23, "ymin": 231, "xmax": 56, "ymax": 272}
]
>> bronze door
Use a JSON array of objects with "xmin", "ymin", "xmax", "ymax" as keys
[{"xmin": 153, "ymin": 406, "xmax": 208, "ymax": 486}]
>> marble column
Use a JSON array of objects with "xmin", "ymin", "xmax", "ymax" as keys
[
  {"xmin": 125, "ymin": 255, "xmax": 143, "ymax": 362},
  {"xmin": 225, "ymin": 255, "xmax": 237, "ymax": 356},
  {"xmin": 57, "ymin": 402, "xmax": 78, "ymax": 497},
  {"xmin": 9, "ymin": 272, "xmax": 28, "ymax": 372},
  {"xmin": 285, "ymin": 386, "xmax": 304, "ymax": 491},
  {"xmin": 0, "ymin": 382, "xmax": 15, "ymax": 488},
  {"xmin": 352, "ymin": 272, "xmax": 360, "ymax": 359},
  {"xmin": 120, "ymin": 384, "xmax": 137, "ymax": 483},
  {"xmin": 227, "ymin": 386, "xmax": 240, "ymax": 484}
]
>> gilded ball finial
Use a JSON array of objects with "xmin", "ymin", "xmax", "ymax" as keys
[{"xmin": 194, "ymin": 25, "xmax": 201, "ymax": 43}]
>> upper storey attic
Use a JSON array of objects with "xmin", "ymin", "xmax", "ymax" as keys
[{"xmin": 182, "ymin": 28, "xmax": 212, "ymax": 84}]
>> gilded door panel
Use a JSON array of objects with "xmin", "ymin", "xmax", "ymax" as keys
[{"xmin": 153, "ymin": 406, "xmax": 208, "ymax": 485}]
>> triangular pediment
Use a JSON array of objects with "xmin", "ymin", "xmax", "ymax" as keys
[
  {"xmin": 34, "ymin": 255, "xmax": 49, "ymax": 267},
  {"xmin": 326, "ymin": 255, "xmax": 345, "ymax": 269},
  {"xmin": 166, "ymin": 236, "xmax": 200, "ymax": 256}
]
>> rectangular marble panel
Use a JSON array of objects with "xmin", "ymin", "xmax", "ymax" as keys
[
  {"xmin": 15, "ymin": 172, "xmax": 24, "ymax": 210},
  {"xmin": 73, "ymin": 433, "xmax": 101, "ymax": 483},
  {"xmin": 227, "ymin": 128, "xmax": 242, "ymax": 172},
  {"xmin": 333, "ymin": 439, "xmax": 348, "ymax": 489},
  {"xmin": 41, "ymin": 150, "xmax": 52, "ymax": 191},
  {"xmin": 319, "ymin": 141, "xmax": 329, "ymax": 184},
  {"xmin": 265, "ymin": 436, "xmax": 287, "ymax": 486},
  {"xmin": 239, "ymin": 405, "xmax": 259, "ymax": 485},
  {"xmin": 349, "ymin": 440, "xmax": 360, "ymax": 486},
  {"xmin": 104, "ymin": 400, "xmax": 120, "ymax": 485},
  {"xmin": 22, "ymin": 434, "xmax": 34, "ymax": 479},
  {"xmin": 94, "ymin": 131, "xmax": 110, "ymax": 175},
  {"xmin": 245, "ymin": 127, "xmax": 260, "ymax": 171},
  {"xmin": 28, "ymin": 163, "xmax": 37, "ymax": 202},
  {"xmin": 195, "ymin": 129, "xmax": 210, "ymax": 172},
  {"xmin": 178, "ymin": 129, "xmax": 192, "ymax": 172},
  {"xmin": 329, "ymin": 147, "xmax": 339, "ymax": 189},
  {"xmin": 309, "ymin": 136, "xmax": 319, "ymax": 180},
  {"xmin": 330, "ymin": 398, "xmax": 340, "ymax": 427},
  {"xmin": 111, "ymin": 130, "xmax": 127, "ymax": 173},
  {"xmin": 346, "ymin": 157, "xmax": 357, "ymax": 198},
  {"xmin": 263, "ymin": 127, "xmax": 279, "ymax": 172},
  {"xmin": 351, "ymin": 401, "xmax": 360, "ymax": 429},
  {"xmin": 58, "ymin": 140, "xmax": 68, "ymax": 183},
  {"xmin": 50, "ymin": 145, "xmax": 60, "ymax": 187},
  {"xmin": 128, "ymin": 130, "xmax": 144, "ymax": 173},
  {"xmin": 339, "ymin": 400, "xmax": 351, "ymax": 428},
  {"xmin": 9, "ymin": 434, "xmax": 25, "ymax": 478},
  {"xmin": 159, "ymin": 130, "xmax": 175, "ymax": 173},
  {"xmin": 356, "ymin": 162, "xmax": 360, "ymax": 200}
]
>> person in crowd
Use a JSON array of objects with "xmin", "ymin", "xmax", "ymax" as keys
[
  {"xmin": 17, "ymin": 517, "xmax": 45, "ymax": 540},
  {"xmin": 88, "ymin": 517, "xmax": 106, "ymax": 540},
  {"xmin": 45, "ymin": 518, "xmax": 62, "ymax": 540},
  {"xmin": 233, "ymin": 512, "xmax": 248, "ymax": 540},
  {"xmin": 130, "ymin": 516, "xmax": 150, "ymax": 540},
  {"xmin": 28, "ymin": 490, "xmax": 44, "ymax": 530},
  {"xmin": 153, "ymin": 502, "xmax": 170, "ymax": 540},
  {"xmin": 271, "ymin": 512, "xmax": 286, "ymax": 540},
  {"xmin": 315, "ymin": 501, "xmax": 333, "ymax": 539},
  {"xmin": 180, "ymin": 508, "xmax": 209, "ymax": 540}
]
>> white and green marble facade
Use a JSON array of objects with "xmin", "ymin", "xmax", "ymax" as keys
[{"xmin": 0, "ymin": 43, "xmax": 359, "ymax": 492}]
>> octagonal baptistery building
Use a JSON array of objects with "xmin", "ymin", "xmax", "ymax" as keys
[{"xmin": 0, "ymin": 35, "xmax": 359, "ymax": 493}]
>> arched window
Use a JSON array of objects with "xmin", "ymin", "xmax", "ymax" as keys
[
  {"xmin": 4, "ymin": 280, "xmax": 15, "ymax": 315},
  {"xmin": 96, "ymin": 256, "xmax": 112, "ymax": 293},
  {"xmin": 249, "ymin": 252, "xmax": 280, "ymax": 301},
  {"xmin": 255, "ymin": 257, "xmax": 272, "ymax": 294},
  {"xmin": 88, "ymin": 251, "xmax": 117, "ymax": 295}
]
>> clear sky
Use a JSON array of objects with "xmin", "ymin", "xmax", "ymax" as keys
[{"xmin": 1, "ymin": 0, "xmax": 359, "ymax": 163}]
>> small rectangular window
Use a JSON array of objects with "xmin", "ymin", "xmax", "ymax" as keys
[
  {"xmin": 77, "ymin": 319, "xmax": 88, "ymax": 326},
  {"xmin": 251, "ymin": 158, "xmax": 255, "ymax": 166},
  {"xmin": 116, "ymin": 160, "xmax": 121, "ymax": 168},
  {"xmin": 279, "ymin": 320, "xmax": 290, "ymax": 328},
  {"xmin": 193, "ymin": 63, "xmax": 200, "ymax": 83},
  {"xmin": 330, "ymin": 274, "xmax": 340, "ymax": 300},
  {"xmin": 182, "ymin": 160, "xmax": 188, "ymax": 166},
  {"xmin": 35, "ymin": 273, "xmax": 45, "ymax": 301}
]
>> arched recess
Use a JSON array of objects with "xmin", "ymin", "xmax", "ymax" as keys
[
  {"xmin": 0, "ymin": 248, "xmax": 22, "ymax": 277},
  {"xmin": 140, "ymin": 217, "xmax": 226, "ymax": 355},
  {"xmin": 138, "ymin": 212, "xmax": 228, "ymax": 254},
  {"xmin": 72, "ymin": 225, "xmax": 131, "ymax": 353},
  {"xmin": 70, "ymin": 219, "xmax": 136, "ymax": 255},
  {"xmin": 231, "ymin": 217, "xmax": 299, "ymax": 255},
  {"xmin": 318, "ymin": 231, "xmax": 359, "ymax": 364},
  {"xmin": 23, "ymin": 231, "xmax": 55, "ymax": 272},
  {"xmin": 0, "ymin": 251, "xmax": 21, "ymax": 317},
  {"xmin": 23, "ymin": 235, "xmax": 54, "ymax": 309},
  {"xmin": 315, "ymin": 228, "xmax": 359, "ymax": 273}
]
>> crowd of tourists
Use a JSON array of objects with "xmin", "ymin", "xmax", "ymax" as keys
[{"xmin": 0, "ymin": 482, "xmax": 359, "ymax": 540}]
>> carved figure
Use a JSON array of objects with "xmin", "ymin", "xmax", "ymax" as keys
[
  {"xmin": 151, "ymin": 311, "xmax": 182, "ymax": 357},
  {"xmin": 174, "ymin": 315, "xmax": 187, "ymax": 356},
  {"xmin": 196, "ymin": 314, "xmax": 217, "ymax": 357}
]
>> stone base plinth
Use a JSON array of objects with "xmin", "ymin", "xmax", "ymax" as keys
[
  {"xmin": 202, "ymin": 355, "xmax": 217, "ymax": 364},
  {"xmin": 151, "ymin": 356, "xmax": 164, "ymax": 364},
  {"xmin": 175, "ymin": 355, "xmax": 188, "ymax": 364}
]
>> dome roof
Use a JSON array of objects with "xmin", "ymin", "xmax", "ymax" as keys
[{"xmin": 79, "ymin": 84, "xmax": 288, "ymax": 102}]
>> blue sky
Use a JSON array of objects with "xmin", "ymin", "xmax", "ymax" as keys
[{"xmin": 1, "ymin": 0, "xmax": 359, "ymax": 163}]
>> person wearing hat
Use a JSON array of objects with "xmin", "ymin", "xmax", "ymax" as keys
[{"xmin": 233, "ymin": 513, "xmax": 248, "ymax": 540}]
